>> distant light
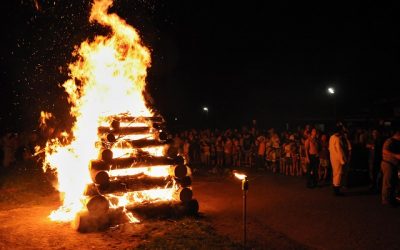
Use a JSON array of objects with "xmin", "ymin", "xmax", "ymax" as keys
[
  {"xmin": 327, "ymin": 87, "xmax": 335, "ymax": 95},
  {"xmin": 203, "ymin": 106, "xmax": 209, "ymax": 112},
  {"xmin": 174, "ymin": 117, "xmax": 178, "ymax": 121}
]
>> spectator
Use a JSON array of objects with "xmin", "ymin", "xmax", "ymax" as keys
[
  {"xmin": 257, "ymin": 136, "xmax": 266, "ymax": 169},
  {"xmin": 215, "ymin": 136, "xmax": 224, "ymax": 167},
  {"xmin": 380, "ymin": 128, "xmax": 400, "ymax": 206},
  {"xmin": 329, "ymin": 125, "xmax": 347, "ymax": 196},
  {"xmin": 232, "ymin": 138, "xmax": 241, "ymax": 167},
  {"xmin": 242, "ymin": 131, "xmax": 254, "ymax": 167},
  {"xmin": 305, "ymin": 128, "xmax": 320, "ymax": 188},
  {"xmin": 366, "ymin": 129, "xmax": 383, "ymax": 192},
  {"xmin": 318, "ymin": 134, "xmax": 330, "ymax": 182},
  {"xmin": 224, "ymin": 137, "xmax": 233, "ymax": 167}
]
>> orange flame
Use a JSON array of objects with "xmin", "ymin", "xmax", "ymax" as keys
[
  {"xmin": 42, "ymin": 0, "xmax": 172, "ymax": 222},
  {"xmin": 234, "ymin": 172, "xmax": 247, "ymax": 180},
  {"xmin": 39, "ymin": 111, "xmax": 53, "ymax": 128}
]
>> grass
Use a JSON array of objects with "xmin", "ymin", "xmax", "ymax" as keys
[{"xmin": 134, "ymin": 218, "xmax": 242, "ymax": 250}]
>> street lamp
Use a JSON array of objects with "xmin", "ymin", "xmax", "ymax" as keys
[
  {"xmin": 202, "ymin": 106, "xmax": 209, "ymax": 112},
  {"xmin": 233, "ymin": 171, "xmax": 249, "ymax": 249},
  {"xmin": 327, "ymin": 86, "xmax": 337, "ymax": 121}
]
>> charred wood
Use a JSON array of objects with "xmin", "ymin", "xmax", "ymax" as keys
[
  {"xmin": 169, "ymin": 165, "xmax": 188, "ymax": 178},
  {"xmin": 174, "ymin": 187, "xmax": 193, "ymax": 202},
  {"xmin": 89, "ymin": 156, "xmax": 184, "ymax": 171},
  {"xmin": 85, "ymin": 176, "xmax": 171, "ymax": 195},
  {"xmin": 90, "ymin": 170, "xmax": 110, "ymax": 185},
  {"xmin": 175, "ymin": 176, "xmax": 192, "ymax": 188},
  {"xmin": 127, "ymin": 199, "xmax": 199, "ymax": 219},
  {"xmin": 86, "ymin": 195, "xmax": 109, "ymax": 216},
  {"xmin": 98, "ymin": 126, "xmax": 150, "ymax": 135},
  {"xmin": 128, "ymin": 139, "xmax": 168, "ymax": 148},
  {"xmin": 111, "ymin": 116, "xmax": 164, "ymax": 123},
  {"xmin": 72, "ymin": 208, "xmax": 129, "ymax": 232}
]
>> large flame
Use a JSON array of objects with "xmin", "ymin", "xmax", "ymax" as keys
[{"xmin": 42, "ymin": 0, "xmax": 163, "ymax": 222}]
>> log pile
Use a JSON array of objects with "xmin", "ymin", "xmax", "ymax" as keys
[{"xmin": 74, "ymin": 115, "xmax": 198, "ymax": 232}]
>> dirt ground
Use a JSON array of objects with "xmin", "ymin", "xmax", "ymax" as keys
[
  {"xmin": 0, "ymin": 165, "xmax": 307, "ymax": 250},
  {"xmin": 0, "ymin": 167, "xmax": 240, "ymax": 249},
  {"xmin": 193, "ymin": 169, "xmax": 400, "ymax": 250},
  {"xmin": 7, "ymin": 164, "xmax": 396, "ymax": 249}
]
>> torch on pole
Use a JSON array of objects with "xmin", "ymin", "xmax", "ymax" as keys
[
  {"xmin": 242, "ymin": 176, "xmax": 249, "ymax": 249},
  {"xmin": 234, "ymin": 171, "xmax": 249, "ymax": 249}
]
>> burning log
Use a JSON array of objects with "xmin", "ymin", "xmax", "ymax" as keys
[
  {"xmin": 128, "ymin": 139, "xmax": 168, "ymax": 148},
  {"xmin": 89, "ymin": 155, "xmax": 184, "ymax": 171},
  {"xmin": 86, "ymin": 195, "xmax": 110, "ymax": 216},
  {"xmin": 106, "ymin": 133, "xmax": 116, "ymax": 143},
  {"xmin": 100, "ymin": 149, "xmax": 113, "ymax": 162},
  {"xmin": 111, "ymin": 116, "xmax": 164, "ymax": 123},
  {"xmin": 90, "ymin": 170, "xmax": 110, "ymax": 185},
  {"xmin": 98, "ymin": 126, "xmax": 150, "ymax": 135},
  {"xmin": 72, "ymin": 211, "xmax": 110, "ymax": 233},
  {"xmin": 127, "ymin": 199, "xmax": 199, "ymax": 219},
  {"xmin": 174, "ymin": 187, "xmax": 193, "ymax": 202},
  {"xmin": 89, "ymin": 160, "xmax": 109, "ymax": 171},
  {"xmin": 169, "ymin": 164, "xmax": 188, "ymax": 178},
  {"xmin": 158, "ymin": 131, "xmax": 168, "ymax": 141},
  {"xmin": 72, "ymin": 208, "xmax": 130, "ymax": 233},
  {"xmin": 175, "ymin": 176, "xmax": 192, "ymax": 188},
  {"xmin": 85, "ymin": 176, "xmax": 171, "ymax": 195}
]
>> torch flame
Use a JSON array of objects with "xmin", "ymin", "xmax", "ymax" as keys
[
  {"xmin": 42, "ymin": 0, "xmax": 170, "ymax": 222},
  {"xmin": 234, "ymin": 172, "xmax": 247, "ymax": 180}
]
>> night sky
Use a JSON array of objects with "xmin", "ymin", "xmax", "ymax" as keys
[{"xmin": 1, "ymin": 1, "xmax": 399, "ymax": 132}]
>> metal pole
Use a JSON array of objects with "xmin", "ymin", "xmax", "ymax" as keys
[
  {"xmin": 242, "ymin": 177, "xmax": 249, "ymax": 249},
  {"xmin": 243, "ymin": 189, "xmax": 247, "ymax": 249}
]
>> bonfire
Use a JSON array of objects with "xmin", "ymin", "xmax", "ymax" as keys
[{"xmin": 39, "ymin": 0, "xmax": 197, "ymax": 232}]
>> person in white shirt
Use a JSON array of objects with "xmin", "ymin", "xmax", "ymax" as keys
[{"xmin": 329, "ymin": 125, "xmax": 347, "ymax": 196}]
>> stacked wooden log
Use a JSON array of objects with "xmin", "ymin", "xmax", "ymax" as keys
[{"xmin": 73, "ymin": 115, "xmax": 198, "ymax": 232}]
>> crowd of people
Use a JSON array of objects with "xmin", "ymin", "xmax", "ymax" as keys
[
  {"xmin": 167, "ymin": 121, "xmax": 400, "ymax": 205},
  {"xmin": 1, "ymin": 120, "xmax": 399, "ymax": 206}
]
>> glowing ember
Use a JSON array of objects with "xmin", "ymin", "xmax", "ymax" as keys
[
  {"xmin": 109, "ymin": 166, "xmax": 171, "ymax": 178},
  {"xmin": 40, "ymin": 0, "xmax": 183, "ymax": 224}
]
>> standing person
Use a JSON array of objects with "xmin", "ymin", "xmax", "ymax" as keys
[
  {"xmin": 215, "ymin": 136, "xmax": 224, "ymax": 167},
  {"xmin": 290, "ymin": 135, "xmax": 299, "ymax": 176},
  {"xmin": 203, "ymin": 141, "xmax": 211, "ymax": 167},
  {"xmin": 380, "ymin": 128, "xmax": 400, "ymax": 206},
  {"xmin": 366, "ymin": 129, "xmax": 383, "ymax": 192},
  {"xmin": 270, "ymin": 133, "xmax": 280, "ymax": 174},
  {"xmin": 341, "ymin": 131, "xmax": 352, "ymax": 189},
  {"xmin": 329, "ymin": 126, "xmax": 347, "ymax": 196},
  {"xmin": 299, "ymin": 134, "xmax": 308, "ymax": 176},
  {"xmin": 242, "ymin": 131, "xmax": 254, "ymax": 167},
  {"xmin": 305, "ymin": 128, "xmax": 320, "ymax": 188},
  {"xmin": 224, "ymin": 137, "xmax": 233, "ymax": 167},
  {"xmin": 257, "ymin": 136, "xmax": 266, "ymax": 169},
  {"xmin": 318, "ymin": 134, "xmax": 330, "ymax": 183},
  {"xmin": 210, "ymin": 142, "xmax": 216, "ymax": 167},
  {"xmin": 232, "ymin": 138, "xmax": 241, "ymax": 167}
]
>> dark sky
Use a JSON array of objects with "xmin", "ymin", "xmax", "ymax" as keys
[{"xmin": 1, "ymin": 0, "xmax": 399, "ymax": 132}]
